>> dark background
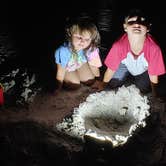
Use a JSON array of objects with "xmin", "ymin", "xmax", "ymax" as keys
[
  {"xmin": 0, "ymin": 1, "xmax": 166, "ymax": 166},
  {"xmin": 1, "ymin": 0, "xmax": 166, "ymax": 86}
]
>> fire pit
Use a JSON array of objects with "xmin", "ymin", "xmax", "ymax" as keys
[{"xmin": 56, "ymin": 85, "xmax": 150, "ymax": 147}]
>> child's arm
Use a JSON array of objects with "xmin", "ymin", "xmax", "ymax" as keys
[
  {"xmin": 87, "ymin": 48, "xmax": 102, "ymax": 78},
  {"xmin": 89, "ymin": 65, "xmax": 100, "ymax": 77},
  {"xmin": 149, "ymin": 75, "xmax": 158, "ymax": 97},
  {"xmin": 55, "ymin": 64, "xmax": 66, "ymax": 92},
  {"xmin": 56, "ymin": 64, "xmax": 66, "ymax": 82}
]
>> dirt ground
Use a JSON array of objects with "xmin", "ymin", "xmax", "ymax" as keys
[
  {"xmin": 0, "ymin": 84, "xmax": 166, "ymax": 166},
  {"xmin": 0, "ymin": 84, "xmax": 92, "ymax": 126}
]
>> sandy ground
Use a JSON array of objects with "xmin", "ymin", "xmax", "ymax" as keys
[
  {"xmin": 0, "ymin": 85, "xmax": 92, "ymax": 126},
  {"xmin": 0, "ymin": 84, "xmax": 166, "ymax": 166}
]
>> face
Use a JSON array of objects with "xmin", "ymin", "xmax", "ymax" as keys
[
  {"xmin": 124, "ymin": 16, "xmax": 149, "ymax": 37},
  {"xmin": 71, "ymin": 31, "xmax": 92, "ymax": 51}
]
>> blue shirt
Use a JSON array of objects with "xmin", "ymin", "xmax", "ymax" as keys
[{"xmin": 55, "ymin": 43, "xmax": 87, "ymax": 68}]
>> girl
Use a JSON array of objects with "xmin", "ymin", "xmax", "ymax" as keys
[{"xmin": 54, "ymin": 16, "xmax": 102, "ymax": 91}]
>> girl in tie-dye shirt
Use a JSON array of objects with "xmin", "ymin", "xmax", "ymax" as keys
[{"xmin": 54, "ymin": 16, "xmax": 102, "ymax": 91}]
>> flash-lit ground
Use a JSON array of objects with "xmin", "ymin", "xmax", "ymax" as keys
[
  {"xmin": 56, "ymin": 85, "xmax": 150, "ymax": 147},
  {"xmin": 1, "ymin": 1, "xmax": 166, "ymax": 165},
  {"xmin": 0, "ymin": 84, "xmax": 166, "ymax": 166}
]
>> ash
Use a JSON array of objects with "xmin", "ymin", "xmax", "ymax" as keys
[{"xmin": 56, "ymin": 85, "xmax": 150, "ymax": 147}]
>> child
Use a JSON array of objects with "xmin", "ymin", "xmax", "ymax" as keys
[
  {"xmin": 92, "ymin": 8, "xmax": 166, "ymax": 96},
  {"xmin": 54, "ymin": 16, "xmax": 102, "ymax": 92}
]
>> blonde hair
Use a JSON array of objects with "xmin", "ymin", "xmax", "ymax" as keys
[{"xmin": 66, "ymin": 17, "xmax": 101, "ymax": 51}]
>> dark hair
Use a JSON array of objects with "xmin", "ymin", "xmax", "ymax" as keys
[{"xmin": 124, "ymin": 8, "xmax": 152, "ymax": 29}]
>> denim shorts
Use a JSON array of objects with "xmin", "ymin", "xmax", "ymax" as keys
[{"xmin": 109, "ymin": 63, "xmax": 151, "ymax": 93}]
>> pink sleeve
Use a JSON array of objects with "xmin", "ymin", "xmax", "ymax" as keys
[
  {"xmin": 104, "ymin": 43, "xmax": 122, "ymax": 71},
  {"xmin": 87, "ymin": 48, "xmax": 102, "ymax": 67},
  {"xmin": 148, "ymin": 46, "xmax": 166, "ymax": 75}
]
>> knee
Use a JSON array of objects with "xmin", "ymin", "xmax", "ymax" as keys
[{"xmin": 108, "ymin": 79, "xmax": 124, "ymax": 89}]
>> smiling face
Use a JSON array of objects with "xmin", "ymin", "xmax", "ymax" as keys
[{"xmin": 124, "ymin": 16, "xmax": 149, "ymax": 37}]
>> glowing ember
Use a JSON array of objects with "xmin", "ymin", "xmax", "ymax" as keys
[{"xmin": 56, "ymin": 85, "xmax": 150, "ymax": 147}]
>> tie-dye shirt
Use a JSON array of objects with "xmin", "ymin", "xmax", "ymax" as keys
[
  {"xmin": 66, "ymin": 51, "xmax": 86, "ymax": 71},
  {"xmin": 55, "ymin": 42, "xmax": 102, "ymax": 72}
]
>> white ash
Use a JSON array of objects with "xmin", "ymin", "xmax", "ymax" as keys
[
  {"xmin": 3, "ymin": 80, "xmax": 16, "ymax": 92},
  {"xmin": 1, "ymin": 69, "xmax": 19, "ymax": 92},
  {"xmin": 0, "ymin": 31, "xmax": 41, "ymax": 106},
  {"xmin": 20, "ymin": 74, "xmax": 40, "ymax": 103},
  {"xmin": 56, "ymin": 85, "xmax": 150, "ymax": 147},
  {"xmin": 1, "ymin": 68, "xmax": 41, "ymax": 105},
  {"xmin": 22, "ymin": 74, "xmax": 36, "ymax": 87}
]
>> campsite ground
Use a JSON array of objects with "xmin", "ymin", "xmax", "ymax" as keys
[{"xmin": 0, "ymin": 84, "xmax": 166, "ymax": 166}]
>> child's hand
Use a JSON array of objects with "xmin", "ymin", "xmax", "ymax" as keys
[
  {"xmin": 51, "ymin": 80, "xmax": 63, "ymax": 96},
  {"xmin": 91, "ymin": 80, "xmax": 108, "ymax": 92}
]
